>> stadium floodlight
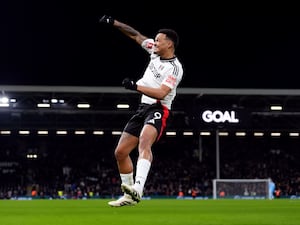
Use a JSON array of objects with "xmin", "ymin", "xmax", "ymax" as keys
[
  {"xmin": 212, "ymin": 178, "xmax": 272, "ymax": 200},
  {"xmin": 0, "ymin": 96, "xmax": 9, "ymax": 107}
]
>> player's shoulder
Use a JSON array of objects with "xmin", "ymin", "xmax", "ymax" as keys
[{"xmin": 174, "ymin": 57, "xmax": 184, "ymax": 70}]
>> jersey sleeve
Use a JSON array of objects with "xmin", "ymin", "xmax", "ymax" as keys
[
  {"xmin": 141, "ymin": 38, "xmax": 155, "ymax": 54},
  {"xmin": 162, "ymin": 68, "xmax": 180, "ymax": 89}
]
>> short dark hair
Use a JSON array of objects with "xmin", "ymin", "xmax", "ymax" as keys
[{"xmin": 158, "ymin": 28, "xmax": 179, "ymax": 48}]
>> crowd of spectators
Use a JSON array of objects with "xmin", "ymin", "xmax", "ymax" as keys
[{"xmin": 0, "ymin": 135, "xmax": 300, "ymax": 199}]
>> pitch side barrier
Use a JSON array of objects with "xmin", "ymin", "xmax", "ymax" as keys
[{"xmin": 5, "ymin": 195, "xmax": 300, "ymax": 200}]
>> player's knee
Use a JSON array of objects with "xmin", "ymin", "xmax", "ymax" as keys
[
  {"xmin": 114, "ymin": 148, "xmax": 129, "ymax": 161},
  {"xmin": 138, "ymin": 142, "xmax": 152, "ymax": 154}
]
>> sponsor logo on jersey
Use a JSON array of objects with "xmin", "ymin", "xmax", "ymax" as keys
[
  {"xmin": 149, "ymin": 62, "xmax": 161, "ymax": 78},
  {"xmin": 165, "ymin": 75, "xmax": 176, "ymax": 86}
]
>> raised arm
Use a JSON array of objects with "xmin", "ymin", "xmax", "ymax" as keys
[{"xmin": 99, "ymin": 15, "xmax": 148, "ymax": 45}]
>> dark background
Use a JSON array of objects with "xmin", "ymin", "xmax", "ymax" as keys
[{"xmin": 1, "ymin": 1, "xmax": 299, "ymax": 88}]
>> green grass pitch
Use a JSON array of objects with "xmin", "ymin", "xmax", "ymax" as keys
[{"xmin": 0, "ymin": 198, "xmax": 299, "ymax": 225}]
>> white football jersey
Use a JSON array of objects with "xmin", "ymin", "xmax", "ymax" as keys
[{"xmin": 136, "ymin": 38, "xmax": 183, "ymax": 110}]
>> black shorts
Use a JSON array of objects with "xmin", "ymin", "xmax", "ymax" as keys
[{"xmin": 124, "ymin": 102, "xmax": 170, "ymax": 141}]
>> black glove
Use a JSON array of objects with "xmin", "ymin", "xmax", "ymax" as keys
[
  {"xmin": 99, "ymin": 15, "xmax": 114, "ymax": 25},
  {"xmin": 122, "ymin": 78, "xmax": 137, "ymax": 91}
]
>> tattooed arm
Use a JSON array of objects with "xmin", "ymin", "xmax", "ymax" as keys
[{"xmin": 113, "ymin": 19, "xmax": 148, "ymax": 45}]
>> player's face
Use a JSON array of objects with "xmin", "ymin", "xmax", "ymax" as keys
[{"xmin": 154, "ymin": 33, "xmax": 172, "ymax": 55}]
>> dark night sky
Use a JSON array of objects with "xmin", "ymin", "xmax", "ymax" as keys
[{"xmin": 1, "ymin": 1, "xmax": 299, "ymax": 88}]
